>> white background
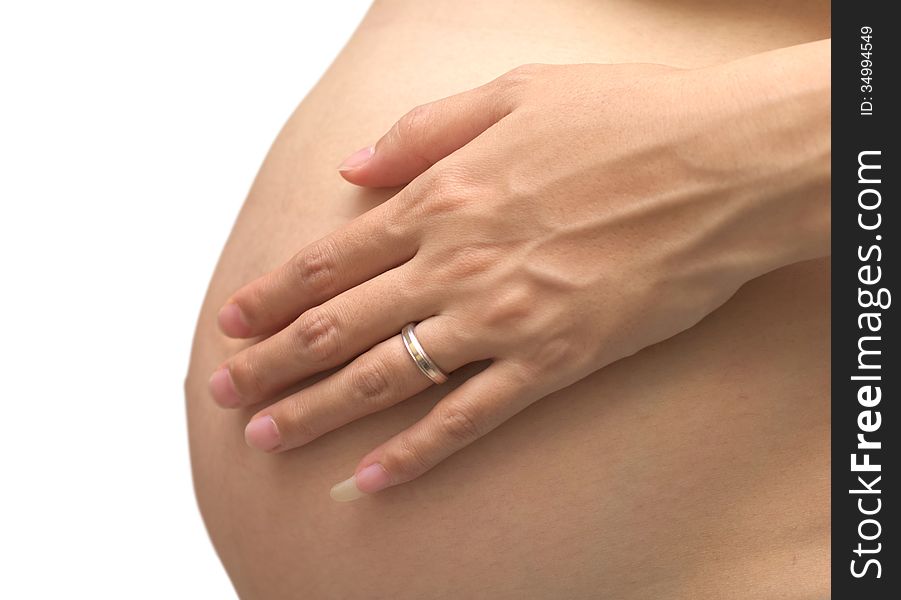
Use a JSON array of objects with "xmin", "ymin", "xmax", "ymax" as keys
[{"xmin": 0, "ymin": 2, "xmax": 372, "ymax": 596}]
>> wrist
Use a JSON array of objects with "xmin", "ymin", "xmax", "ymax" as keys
[{"xmin": 684, "ymin": 40, "xmax": 831, "ymax": 279}]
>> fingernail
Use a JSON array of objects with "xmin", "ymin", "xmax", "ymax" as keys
[
  {"xmin": 217, "ymin": 302, "xmax": 251, "ymax": 337},
  {"xmin": 337, "ymin": 146, "xmax": 374, "ymax": 171},
  {"xmin": 329, "ymin": 463, "xmax": 390, "ymax": 502},
  {"xmin": 245, "ymin": 415, "xmax": 281, "ymax": 452},
  {"xmin": 208, "ymin": 367, "xmax": 241, "ymax": 408}
]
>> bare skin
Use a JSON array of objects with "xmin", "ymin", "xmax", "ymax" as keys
[{"xmin": 185, "ymin": 1, "xmax": 831, "ymax": 597}]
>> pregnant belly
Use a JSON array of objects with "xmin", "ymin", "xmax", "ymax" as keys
[{"xmin": 185, "ymin": 2, "xmax": 830, "ymax": 598}]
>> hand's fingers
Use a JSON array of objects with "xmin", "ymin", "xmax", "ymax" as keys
[
  {"xmin": 217, "ymin": 200, "xmax": 417, "ymax": 338},
  {"xmin": 209, "ymin": 264, "xmax": 432, "ymax": 408},
  {"xmin": 243, "ymin": 315, "xmax": 489, "ymax": 452},
  {"xmin": 337, "ymin": 73, "xmax": 520, "ymax": 188},
  {"xmin": 329, "ymin": 359, "xmax": 537, "ymax": 501}
]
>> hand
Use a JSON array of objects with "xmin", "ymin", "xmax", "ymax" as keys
[{"xmin": 210, "ymin": 41, "xmax": 830, "ymax": 500}]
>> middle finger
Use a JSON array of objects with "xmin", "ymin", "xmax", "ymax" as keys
[{"xmin": 209, "ymin": 263, "xmax": 432, "ymax": 408}]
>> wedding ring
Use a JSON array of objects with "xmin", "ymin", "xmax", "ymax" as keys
[{"xmin": 401, "ymin": 322, "xmax": 448, "ymax": 385}]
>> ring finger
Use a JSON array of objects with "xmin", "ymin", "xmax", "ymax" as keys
[{"xmin": 243, "ymin": 315, "xmax": 490, "ymax": 452}]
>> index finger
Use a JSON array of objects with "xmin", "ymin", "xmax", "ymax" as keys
[{"xmin": 218, "ymin": 194, "xmax": 418, "ymax": 338}]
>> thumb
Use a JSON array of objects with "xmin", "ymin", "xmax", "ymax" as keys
[{"xmin": 338, "ymin": 77, "xmax": 518, "ymax": 188}]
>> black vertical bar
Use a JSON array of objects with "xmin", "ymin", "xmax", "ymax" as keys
[{"xmin": 832, "ymin": 1, "xmax": 898, "ymax": 597}]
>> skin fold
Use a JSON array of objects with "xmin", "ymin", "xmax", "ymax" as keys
[{"xmin": 185, "ymin": 1, "xmax": 831, "ymax": 597}]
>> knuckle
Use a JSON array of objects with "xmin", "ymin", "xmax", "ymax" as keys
[
  {"xmin": 293, "ymin": 239, "xmax": 338, "ymax": 299},
  {"xmin": 350, "ymin": 358, "xmax": 392, "ymax": 405},
  {"xmin": 229, "ymin": 350, "xmax": 265, "ymax": 398},
  {"xmin": 432, "ymin": 243, "xmax": 501, "ymax": 282},
  {"xmin": 437, "ymin": 403, "xmax": 482, "ymax": 444},
  {"xmin": 239, "ymin": 284, "xmax": 270, "ymax": 324},
  {"xmin": 416, "ymin": 172, "xmax": 472, "ymax": 220},
  {"xmin": 295, "ymin": 309, "xmax": 341, "ymax": 364},
  {"xmin": 391, "ymin": 104, "xmax": 433, "ymax": 162},
  {"xmin": 381, "ymin": 187, "xmax": 419, "ymax": 242},
  {"xmin": 480, "ymin": 282, "xmax": 534, "ymax": 329},
  {"xmin": 526, "ymin": 330, "xmax": 584, "ymax": 373},
  {"xmin": 510, "ymin": 62, "xmax": 546, "ymax": 77},
  {"xmin": 393, "ymin": 435, "xmax": 432, "ymax": 479},
  {"xmin": 400, "ymin": 104, "xmax": 430, "ymax": 137},
  {"xmin": 283, "ymin": 400, "xmax": 319, "ymax": 441},
  {"xmin": 497, "ymin": 63, "xmax": 546, "ymax": 96}
]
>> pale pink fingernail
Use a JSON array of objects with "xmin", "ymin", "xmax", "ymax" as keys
[
  {"xmin": 245, "ymin": 415, "xmax": 281, "ymax": 452},
  {"xmin": 209, "ymin": 367, "xmax": 241, "ymax": 408},
  {"xmin": 217, "ymin": 302, "xmax": 251, "ymax": 337},
  {"xmin": 329, "ymin": 463, "xmax": 391, "ymax": 502},
  {"xmin": 337, "ymin": 146, "xmax": 374, "ymax": 171},
  {"xmin": 355, "ymin": 463, "xmax": 390, "ymax": 493}
]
